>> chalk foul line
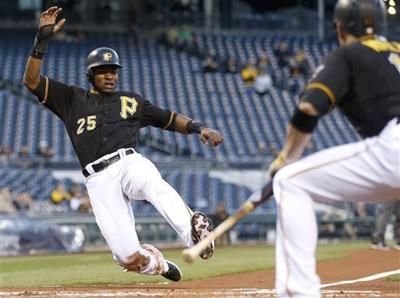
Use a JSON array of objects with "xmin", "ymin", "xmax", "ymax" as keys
[{"xmin": 321, "ymin": 269, "xmax": 400, "ymax": 288}]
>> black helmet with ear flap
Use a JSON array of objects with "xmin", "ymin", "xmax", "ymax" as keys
[
  {"xmin": 86, "ymin": 47, "xmax": 122, "ymax": 82},
  {"xmin": 334, "ymin": 0, "xmax": 387, "ymax": 37}
]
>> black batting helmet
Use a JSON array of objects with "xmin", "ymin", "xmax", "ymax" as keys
[
  {"xmin": 334, "ymin": 0, "xmax": 387, "ymax": 37},
  {"xmin": 86, "ymin": 47, "xmax": 122, "ymax": 81}
]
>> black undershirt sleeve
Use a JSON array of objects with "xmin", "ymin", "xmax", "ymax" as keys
[
  {"xmin": 32, "ymin": 76, "xmax": 47, "ymax": 100},
  {"xmin": 299, "ymin": 88, "xmax": 331, "ymax": 115}
]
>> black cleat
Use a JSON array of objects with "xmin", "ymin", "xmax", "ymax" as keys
[
  {"xmin": 191, "ymin": 211, "xmax": 214, "ymax": 260},
  {"xmin": 161, "ymin": 260, "xmax": 182, "ymax": 282}
]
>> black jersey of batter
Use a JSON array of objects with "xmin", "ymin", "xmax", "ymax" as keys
[
  {"xmin": 35, "ymin": 78, "xmax": 173, "ymax": 168},
  {"xmin": 301, "ymin": 37, "xmax": 400, "ymax": 138}
]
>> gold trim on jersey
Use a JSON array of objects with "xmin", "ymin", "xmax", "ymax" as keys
[
  {"xmin": 89, "ymin": 89, "xmax": 100, "ymax": 95},
  {"xmin": 163, "ymin": 112, "xmax": 175, "ymax": 130},
  {"xmin": 306, "ymin": 82, "xmax": 336, "ymax": 105},
  {"xmin": 40, "ymin": 76, "xmax": 49, "ymax": 104},
  {"xmin": 361, "ymin": 39, "xmax": 400, "ymax": 53}
]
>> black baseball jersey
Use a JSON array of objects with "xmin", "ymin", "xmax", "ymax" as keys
[
  {"xmin": 301, "ymin": 37, "xmax": 400, "ymax": 138},
  {"xmin": 33, "ymin": 77, "xmax": 174, "ymax": 168}
]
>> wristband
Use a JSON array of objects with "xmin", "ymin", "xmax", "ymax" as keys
[
  {"xmin": 30, "ymin": 24, "xmax": 55, "ymax": 59},
  {"xmin": 187, "ymin": 120, "xmax": 206, "ymax": 134},
  {"xmin": 30, "ymin": 47, "xmax": 44, "ymax": 59}
]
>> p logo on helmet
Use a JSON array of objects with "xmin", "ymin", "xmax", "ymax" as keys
[
  {"xmin": 103, "ymin": 52, "xmax": 113, "ymax": 61},
  {"xmin": 86, "ymin": 47, "xmax": 122, "ymax": 83}
]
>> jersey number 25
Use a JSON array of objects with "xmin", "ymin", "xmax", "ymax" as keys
[{"xmin": 77, "ymin": 115, "xmax": 97, "ymax": 135}]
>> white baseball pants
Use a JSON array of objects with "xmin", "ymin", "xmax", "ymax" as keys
[
  {"xmin": 84, "ymin": 149, "xmax": 194, "ymax": 274},
  {"xmin": 273, "ymin": 118, "xmax": 400, "ymax": 297}
]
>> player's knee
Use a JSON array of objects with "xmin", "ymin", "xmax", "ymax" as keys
[
  {"xmin": 113, "ymin": 250, "xmax": 150, "ymax": 273},
  {"xmin": 273, "ymin": 166, "xmax": 292, "ymax": 192}
]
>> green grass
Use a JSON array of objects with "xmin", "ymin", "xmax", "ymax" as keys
[
  {"xmin": 386, "ymin": 274, "xmax": 400, "ymax": 282},
  {"xmin": 0, "ymin": 241, "xmax": 368, "ymax": 288}
]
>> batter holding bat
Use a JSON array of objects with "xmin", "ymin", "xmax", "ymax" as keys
[
  {"xmin": 23, "ymin": 6, "xmax": 222, "ymax": 282},
  {"xmin": 267, "ymin": 0, "xmax": 400, "ymax": 296}
]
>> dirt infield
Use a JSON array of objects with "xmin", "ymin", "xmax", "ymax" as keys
[{"xmin": 1, "ymin": 248, "xmax": 399, "ymax": 297}]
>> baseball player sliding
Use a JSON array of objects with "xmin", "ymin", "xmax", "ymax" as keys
[
  {"xmin": 23, "ymin": 7, "xmax": 223, "ymax": 282},
  {"xmin": 267, "ymin": 0, "xmax": 400, "ymax": 296}
]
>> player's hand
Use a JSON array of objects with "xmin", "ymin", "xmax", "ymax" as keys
[
  {"xmin": 39, "ymin": 6, "xmax": 66, "ymax": 33},
  {"xmin": 267, "ymin": 152, "xmax": 287, "ymax": 178},
  {"xmin": 200, "ymin": 128, "xmax": 223, "ymax": 147}
]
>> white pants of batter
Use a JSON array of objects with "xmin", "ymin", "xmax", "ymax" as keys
[
  {"xmin": 273, "ymin": 118, "xmax": 400, "ymax": 297},
  {"xmin": 84, "ymin": 150, "xmax": 194, "ymax": 274}
]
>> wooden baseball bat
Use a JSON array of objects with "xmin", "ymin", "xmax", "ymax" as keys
[{"xmin": 182, "ymin": 178, "xmax": 273, "ymax": 263}]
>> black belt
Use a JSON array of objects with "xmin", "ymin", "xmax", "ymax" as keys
[{"xmin": 82, "ymin": 149, "xmax": 135, "ymax": 177}]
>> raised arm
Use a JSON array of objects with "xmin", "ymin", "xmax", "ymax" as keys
[{"xmin": 23, "ymin": 6, "xmax": 65, "ymax": 91}]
